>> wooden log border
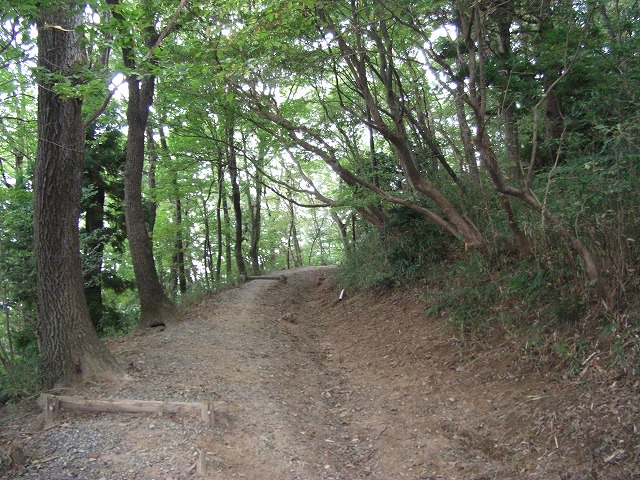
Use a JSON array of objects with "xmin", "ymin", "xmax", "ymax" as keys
[
  {"xmin": 241, "ymin": 274, "xmax": 287, "ymax": 283},
  {"xmin": 43, "ymin": 394, "xmax": 214, "ymax": 427}
]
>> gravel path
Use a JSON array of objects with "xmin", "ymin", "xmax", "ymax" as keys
[
  {"xmin": 4, "ymin": 266, "xmax": 362, "ymax": 479},
  {"xmin": 2, "ymin": 266, "xmax": 638, "ymax": 479}
]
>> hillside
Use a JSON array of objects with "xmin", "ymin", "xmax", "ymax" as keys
[{"xmin": 1, "ymin": 266, "xmax": 638, "ymax": 479}]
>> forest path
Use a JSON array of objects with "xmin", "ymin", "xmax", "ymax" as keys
[{"xmin": 2, "ymin": 266, "xmax": 638, "ymax": 479}]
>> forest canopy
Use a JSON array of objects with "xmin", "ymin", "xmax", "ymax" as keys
[{"xmin": 0, "ymin": 0, "xmax": 638, "ymax": 392}]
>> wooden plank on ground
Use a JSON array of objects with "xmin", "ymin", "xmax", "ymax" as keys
[
  {"xmin": 42, "ymin": 394, "xmax": 214, "ymax": 427},
  {"xmin": 243, "ymin": 275, "xmax": 287, "ymax": 282}
]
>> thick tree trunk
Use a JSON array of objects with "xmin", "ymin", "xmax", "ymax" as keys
[{"xmin": 35, "ymin": 5, "xmax": 121, "ymax": 388}]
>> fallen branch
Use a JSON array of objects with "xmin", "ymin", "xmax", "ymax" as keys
[{"xmin": 42, "ymin": 394, "xmax": 213, "ymax": 427}]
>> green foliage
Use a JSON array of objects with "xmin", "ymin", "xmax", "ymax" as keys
[
  {"xmin": 599, "ymin": 310, "xmax": 640, "ymax": 377},
  {"xmin": 0, "ymin": 188, "xmax": 35, "ymax": 304},
  {"xmin": 0, "ymin": 187, "xmax": 38, "ymax": 401},
  {"xmin": 338, "ymin": 232, "xmax": 393, "ymax": 290},
  {"xmin": 0, "ymin": 352, "xmax": 40, "ymax": 404},
  {"xmin": 421, "ymin": 253, "xmax": 501, "ymax": 333},
  {"xmin": 99, "ymin": 288, "xmax": 140, "ymax": 336},
  {"xmin": 339, "ymin": 206, "xmax": 454, "ymax": 290}
]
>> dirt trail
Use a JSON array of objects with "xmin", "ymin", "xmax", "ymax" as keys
[{"xmin": 1, "ymin": 266, "xmax": 638, "ymax": 479}]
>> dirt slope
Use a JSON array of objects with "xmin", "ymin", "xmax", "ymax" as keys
[{"xmin": 1, "ymin": 266, "xmax": 638, "ymax": 479}]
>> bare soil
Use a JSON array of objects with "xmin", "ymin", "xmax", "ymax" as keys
[{"xmin": 1, "ymin": 266, "xmax": 638, "ymax": 479}]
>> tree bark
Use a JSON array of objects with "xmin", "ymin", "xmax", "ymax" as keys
[
  {"xmin": 537, "ymin": 0, "xmax": 566, "ymax": 168},
  {"xmin": 215, "ymin": 159, "xmax": 224, "ymax": 284},
  {"xmin": 222, "ymin": 189, "xmax": 233, "ymax": 279},
  {"xmin": 463, "ymin": 3, "xmax": 604, "ymax": 294},
  {"xmin": 106, "ymin": 0, "xmax": 178, "ymax": 327},
  {"xmin": 145, "ymin": 126, "xmax": 158, "ymax": 233},
  {"xmin": 454, "ymin": 84, "xmax": 479, "ymax": 180},
  {"xmin": 123, "ymin": 77, "xmax": 177, "ymax": 327},
  {"xmin": 171, "ymin": 173, "xmax": 187, "ymax": 295},
  {"xmin": 496, "ymin": 12, "xmax": 524, "ymax": 182},
  {"xmin": 248, "ymin": 171, "xmax": 263, "ymax": 275},
  {"xmin": 158, "ymin": 126, "xmax": 187, "ymax": 296},
  {"xmin": 227, "ymin": 125, "xmax": 247, "ymax": 279},
  {"xmin": 288, "ymin": 202, "xmax": 303, "ymax": 268},
  {"xmin": 312, "ymin": 9, "xmax": 486, "ymax": 250},
  {"xmin": 330, "ymin": 211, "xmax": 350, "ymax": 253},
  {"xmin": 201, "ymin": 197, "xmax": 213, "ymax": 289},
  {"xmin": 83, "ymin": 157, "xmax": 106, "ymax": 332},
  {"xmin": 34, "ymin": 4, "xmax": 121, "ymax": 388}
]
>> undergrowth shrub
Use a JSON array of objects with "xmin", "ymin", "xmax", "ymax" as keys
[
  {"xmin": 0, "ymin": 323, "xmax": 40, "ymax": 403},
  {"xmin": 0, "ymin": 354, "xmax": 39, "ymax": 404},
  {"xmin": 339, "ymin": 206, "xmax": 638, "ymax": 377},
  {"xmin": 338, "ymin": 206, "xmax": 452, "ymax": 290}
]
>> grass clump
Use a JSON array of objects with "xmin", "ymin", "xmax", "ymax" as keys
[
  {"xmin": 338, "ymin": 206, "xmax": 452, "ymax": 291},
  {"xmin": 0, "ymin": 325, "xmax": 40, "ymax": 404},
  {"xmin": 339, "ymin": 204, "xmax": 639, "ymax": 380}
]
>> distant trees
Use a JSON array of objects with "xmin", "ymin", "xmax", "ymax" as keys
[
  {"xmin": 82, "ymin": 127, "xmax": 128, "ymax": 333},
  {"xmin": 211, "ymin": 0, "xmax": 638, "ymax": 301}
]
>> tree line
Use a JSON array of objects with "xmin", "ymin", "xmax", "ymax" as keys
[{"xmin": 0, "ymin": 0, "xmax": 638, "ymax": 390}]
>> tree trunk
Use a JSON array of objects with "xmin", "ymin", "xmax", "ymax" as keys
[
  {"xmin": 496, "ymin": 13, "xmax": 524, "ymax": 182},
  {"xmin": 201, "ymin": 198, "xmax": 213, "ymax": 290},
  {"xmin": 159, "ymin": 126, "xmax": 187, "ymax": 296},
  {"xmin": 288, "ymin": 202, "xmax": 303, "ymax": 268},
  {"xmin": 35, "ymin": 4, "xmax": 121, "ymax": 388},
  {"xmin": 330, "ymin": 211, "xmax": 350, "ymax": 253},
  {"xmin": 503, "ymin": 103, "xmax": 523, "ymax": 181},
  {"xmin": 451, "ymin": 4, "xmax": 481, "ymax": 182},
  {"xmin": 215, "ymin": 160, "xmax": 224, "ymax": 284},
  {"xmin": 454, "ymin": 84, "xmax": 479, "ymax": 180},
  {"xmin": 248, "ymin": 176, "xmax": 263, "ymax": 275},
  {"xmin": 107, "ymin": 0, "xmax": 178, "ymax": 328},
  {"xmin": 145, "ymin": 126, "xmax": 158, "ymax": 233},
  {"xmin": 222, "ymin": 183, "xmax": 233, "ymax": 279},
  {"xmin": 537, "ymin": 0, "xmax": 566, "ymax": 168},
  {"xmin": 310, "ymin": 12, "xmax": 486, "ymax": 250},
  {"xmin": 172, "ymin": 174, "xmax": 187, "ymax": 295},
  {"xmin": 124, "ymin": 79, "xmax": 177, "ymax": 327},
  {"xmin": 227, "ymin": 125, "xmax": 247, "ymax": 279},
  {"xmin": 309, "ymin": 212, "xmax": 325, "ymax": 264},
  {"xmin": 465, "ymin": 4, "xmax": 603, "ymax": 293},
  {"xmin": 83, "ymin": 164, "xmax": 106, "ymax": 332}
]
